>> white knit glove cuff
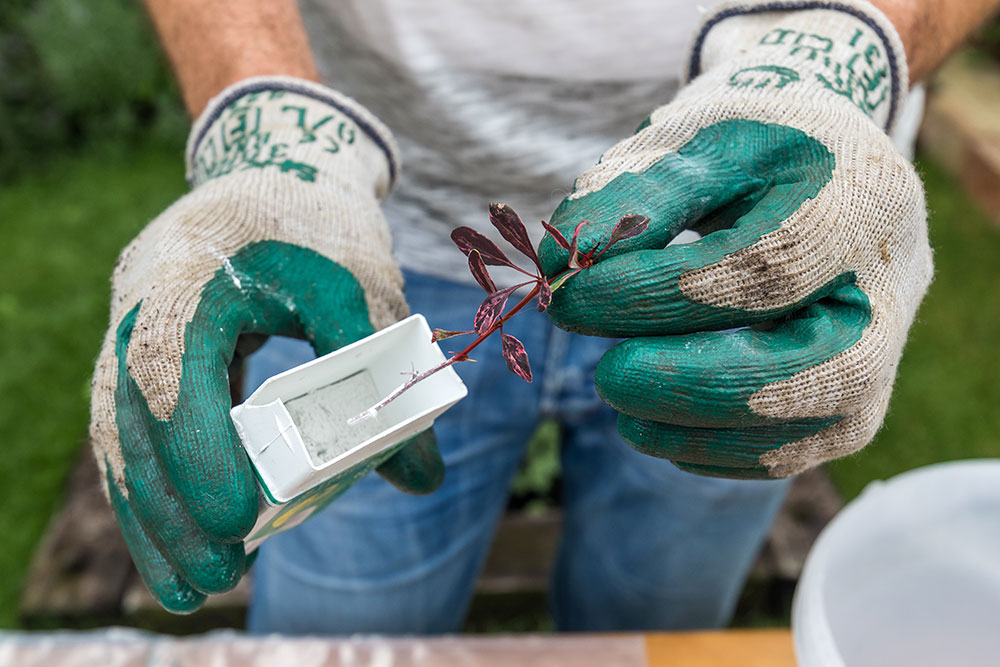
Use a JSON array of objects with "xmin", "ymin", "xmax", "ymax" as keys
[
  {"xmin": 184, "ymin": 76, "xmax": 401, "ymax": 198},
  {"xmin": 684, "ymin": 0, "xmax": 909, "ymax": 132}
]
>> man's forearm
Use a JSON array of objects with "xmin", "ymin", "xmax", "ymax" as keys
[
  {"xmin": 144, "ymin": 0, "xmax": 318, "ymax": 116},
  {"xmin": 871, "ymin": 0, "xmax": 1000, "ymax": 82}
]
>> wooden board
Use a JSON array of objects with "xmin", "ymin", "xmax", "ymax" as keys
[
  {"xmin": 22, "ymin": 443, "xmax": 839, "ymax": 632},
  {"xmin": 645, "ymin": 629, "xmax": 795, "ymax": 666},
  {"xmin": 920, "ymin": 51, "xmax": 1000, "ymax": 228}
]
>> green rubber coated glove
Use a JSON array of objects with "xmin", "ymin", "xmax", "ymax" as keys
[
  {"xmin": 89, "ymin": 77, "xmax": 444, "ymax": 613},
  {"xmin": 538, "ymin": 0, "xmax": 933, "ymax": 480}
]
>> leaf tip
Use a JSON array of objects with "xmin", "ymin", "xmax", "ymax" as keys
[
  {"xmin": 541, "ymin": 221, "xmax": 571, "ymax": 250},
  {"xmin": 501, "ymin": 332, "xmax": 532, "ymax": 383}
]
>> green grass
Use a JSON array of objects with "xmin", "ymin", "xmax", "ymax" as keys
[
  {"xmin": 0, "ymin": 139, "xmax": 187, "ymax": 628},
  {"xmin": 828, "ymin": 158, "xmax": 1000, "ymax": 498},
  {"xmin": 0, "ymin": 141, "xmax": 997, "ymax": 630}
]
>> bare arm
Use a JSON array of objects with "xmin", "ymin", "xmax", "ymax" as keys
[
  {"xmin": 871, "ymin": 0, "xmax": 1000, "ymax": 82},
  {"xmin": 144, "ymin": 0, "xmax": 318, "ymax": 116}
]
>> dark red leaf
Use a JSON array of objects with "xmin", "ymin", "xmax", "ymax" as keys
[
  {"xmin": 450, "ymin": 226, "xmax": 517, "ymax": 268},
  {"xmin": 567, "ymin": 221, "xmax": 588, "ymax": 269},
  {"xmin": 541, "ymin": 221, "xmax": 571, "ymax": 250},
  {"xmin": 501, "ymin": 333, "xmax": 532, "ymax": 382},
  {"xmin": 467, "ymin": 250, "xmax": 497, "ymax": 294},
  {"xmin": 473, "ymin": 285, "xmax": 519, "ymax": 334},
  {"xmin": 432, "ymin": 328, "xmax": 474, "ymax": 342},
  {"xmin": 536, "ymin": 280, "xmax": 552, "ymax": 312},
  {"xmin": 608, "ymin": 214, "xmax": 650, "ymax": 247},
  {"xmin": 489, "ymin": 203, "xmax": 541, "ymax": 271}
]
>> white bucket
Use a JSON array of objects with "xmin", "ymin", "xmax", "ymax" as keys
[{"xmin": 793, "ymin": 460, "xmax": 1000, "ymax": 667}]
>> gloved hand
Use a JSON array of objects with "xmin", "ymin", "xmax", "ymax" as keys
[
  {"xmin": 539, "ymin": 0, "xmax": 932, "ymax": 480},
  {"xmin": 90, "ymin": 77, "xmax": 444, "ymax": 612}
]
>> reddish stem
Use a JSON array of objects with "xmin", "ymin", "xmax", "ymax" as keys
[
  {"xmin": 452, "ymin": 282, "xmax": 540, "ymax": 360},
  {"xmin": 348, "ymin": 279, "xmax": 547, "ymax": 423}
]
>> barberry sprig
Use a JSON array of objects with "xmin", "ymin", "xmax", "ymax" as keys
[{"xmin": 348, "ymin": 204, "xmax": 648, "ymax": 424}]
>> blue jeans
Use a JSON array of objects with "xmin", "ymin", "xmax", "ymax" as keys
[{"xmin": 244, "ymin": 270, "xmax": 791, "ymax": 634}]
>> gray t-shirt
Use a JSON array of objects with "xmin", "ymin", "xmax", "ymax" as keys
[{"xmin": 298, "ymin": 0, "xmax": 704, "ymax": 285}]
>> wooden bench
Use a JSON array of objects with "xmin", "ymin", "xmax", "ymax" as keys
[{"xmin": 20, "ymin": 445, "xmax": 841, "ymax": 632}]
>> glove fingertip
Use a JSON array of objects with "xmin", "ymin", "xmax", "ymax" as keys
[
  {"xmin": 194, "ymin": 492, "xmax": 259, "ymax": 545},
  {"xmin": 376, "ymin": 430, "xmax": 445, "ymax": 495},
  {"xmin": 178, "ymin": 449, "xmax": 260, "ymax": 544},
  {"xmin": 671, "ymin": 460, "xmax": 776, "ymax": 481},
  {"xmin": 153, "ymin": 575, "xmax": 209, "ymax": 615},
  {"xmin": 183, "ymin": 543, "xmax": 247, "ymax": 595}
]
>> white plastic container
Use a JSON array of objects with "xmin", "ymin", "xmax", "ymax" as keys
[
  {"xmin": 793, "ymin": 460, "xmax": 1000, "ymax": 667},
  {"xmin": 231, "ymin": 314, "xmax": 467, "ymax": 551}
]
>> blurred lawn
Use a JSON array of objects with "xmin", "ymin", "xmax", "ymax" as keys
[
  {"xmin": 0, "ymin": 145, "xmax": 997, "ymax": 629},
  {"xmin": 0, "ymin": 140, "xmax": 187, "ymax": 628}
]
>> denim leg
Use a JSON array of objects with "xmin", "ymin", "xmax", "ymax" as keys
[
  {"xmin": 548, "ymin": 333, "xmax": 792, "ymax": 632},
  {"xmin": 245, "ymin": 271, "xmax": 547, "ymax": 634}
]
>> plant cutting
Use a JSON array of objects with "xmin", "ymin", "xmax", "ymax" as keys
[{"xmin": 349, "ymin": 203, "xmax": 649, "ymax": 424}]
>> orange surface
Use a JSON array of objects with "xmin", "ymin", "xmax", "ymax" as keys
[{"xmin": 644, "ymin": 629, "xmax": 795, "ymax": 666}]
